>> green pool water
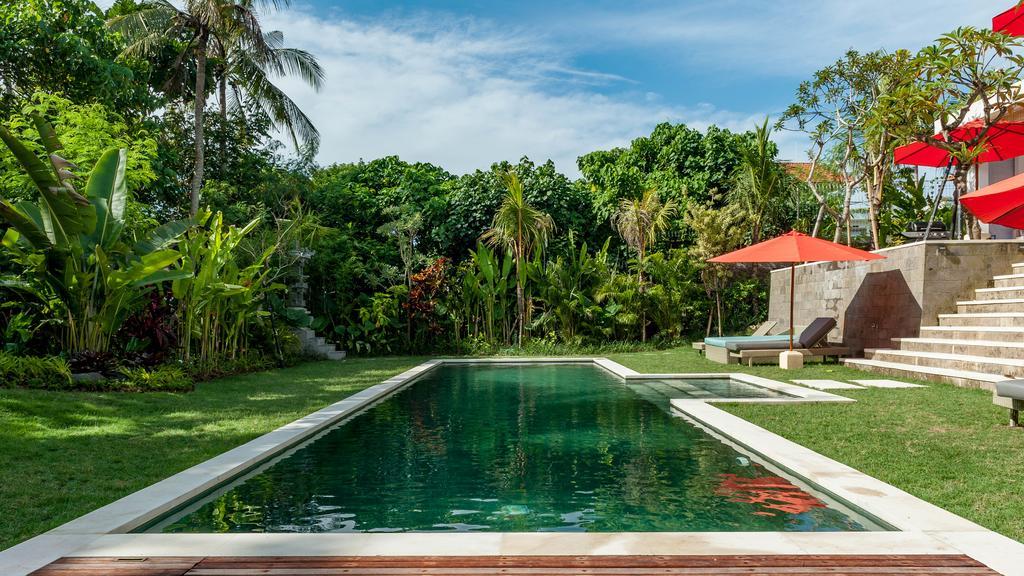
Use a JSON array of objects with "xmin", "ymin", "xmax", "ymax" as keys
[{"xmin": 145, "ymin": 364, "xmax": 881, "ymax": 533}]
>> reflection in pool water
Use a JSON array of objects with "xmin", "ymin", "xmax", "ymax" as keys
[{"xmin": 146, "ymin": 364, "xmax": 878, "ymax": 533}]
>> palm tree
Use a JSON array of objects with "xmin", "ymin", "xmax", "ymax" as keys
[
  {"xmin": 213, "ymin": 25, "xmax": 324, "ymax": 151},
  {"xmin": 481, "ymin": 171, "xmax": 554, "ymax": 347},
  {"xmin": 109, "ymin": 0, "xmax": 318, "ymax": 216},
  {"xmin": 731, "ymin": 118, "xmax": 784, "ymax": 244},
  {"xmin": 611, "ymin": 189, "xmax": 676, "ymax": 341}
]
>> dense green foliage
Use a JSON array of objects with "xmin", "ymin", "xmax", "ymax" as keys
[
  {"xmin": 2, "ymin": 0, "xmax": 1013, "ymax": 369},
  {"xmin": 0, "ymin": 352, "xmax": 71, "ymax": 390}
]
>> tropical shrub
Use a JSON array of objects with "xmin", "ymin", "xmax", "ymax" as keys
[
  {"xmin": 117, "ymin": 365, "xmax": 192, "ymax": 392},
  {"xmin": 0, "ymin": 115, "xmax": 190, "ymax": 354},
  {"xmin": 529, "ymin": 237, "xmax": 614, "ymax": 343},
  {"xmin": 0, "ymin": 93, "xmax": 158, "ymax": 201},
  {"xmin": 0, "ymin": 352, "xmax": 72, "ymax": 389},
  {"xmin": 172, "ymin": 210, "xmax": 283, "ymax": 364}
]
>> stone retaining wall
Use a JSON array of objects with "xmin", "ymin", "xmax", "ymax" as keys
[{"xmin": 768, "ymin": 240, "xmax": 1024, "ymax": 354}]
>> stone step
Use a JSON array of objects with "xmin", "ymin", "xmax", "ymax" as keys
[
  {"xmin": 956, "ymin": 298, "xmax": 1024, "ymax": 314},
  {"xmin": 1012, "ymin": 262, "xmax": 1024, "ymax": 271},
  {"xmin": 919, "ymin": 325, "xmax": 1024, "ymax": 342},
  {"xmin": 892, "ymin": 337, "xmax": 1024, "ymax": 359},
  {"xmin": 974, "ymin": 286, "xmax": 1024, "ymax": 301},
  {"xmin": 994, "ymin": 273, "xmax": 1024, "ymax": 288},
  {"xmin": 938, "ymin": 312, "xmax": 1024, "ymax": 327},
  {"xmin": 842, "ymin": 358, "xmax": 1005, "ymax": 390},
  {"xmin": 324, "ymin": 350, "xmax": 347, "ymax": 361},
  {"xmin": 864, "ymin": 348, "xmax": 1024, "ymax": 378}
]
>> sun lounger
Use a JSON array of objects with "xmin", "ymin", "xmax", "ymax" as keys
[
  {"xmin": 693, "ymin": 320, "xmax": 780, "ymax": 356},
  {"xmin": 705, "ymin": 318, "xmax": 848, "ymax": 366},
  {"xmin": 994, "ymin": 380, "xmax": 1024, "ymax": 426}
]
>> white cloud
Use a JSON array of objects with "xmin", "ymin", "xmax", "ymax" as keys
[
  {"xmin": 97, "ymin": 0, "xmax": 1016, "ymax": 176},
  {"xmin": 563, "ymin": 0, "xmax": 1009, "ymax": 75},
  {"xmin": 262, "ymin": 8, "xmax": 784, "ymax": 176}
]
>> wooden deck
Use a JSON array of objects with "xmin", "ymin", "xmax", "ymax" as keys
[{"xmin": 29, "ymin": 555, "xmax": 999, "ymax": 576}]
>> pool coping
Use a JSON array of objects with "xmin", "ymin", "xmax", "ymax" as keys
[{"xmin": 3, "ymin": 357, "xmax": 1023, "ymax": 576}]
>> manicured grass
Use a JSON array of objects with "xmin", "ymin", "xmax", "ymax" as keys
[
  {"xmin": 0, "ymin": 357, "xmax": 426, "ymax": 551},
  {"xmin": 2, "ymin": 348, "xmax": 1023, "ymax": 551},
  {"xmin": 609, "ymin": 347, "xmax": 1024, "ymax": 542}
]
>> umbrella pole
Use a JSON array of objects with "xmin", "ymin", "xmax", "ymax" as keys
[{"xmin": 789, "ymin": 263, "xmax": 795, "ymax": 351}]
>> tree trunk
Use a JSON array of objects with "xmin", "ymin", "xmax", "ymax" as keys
[
  {"xmin": 638, "ymin": 241, "xmax": 646, "ymax": 343},
  {"xmin": 835, "ymin": 182, "xmax": 854, "ymax": 244},
  {"xmin": 952, "ymin": 167, "xmax": 969, "ymax": 239},
  {"xmin": 219, "ymin": 76, "xmax": 228, "ymax": 121},
  {"xmin": 190, "ymin": 35, "xmax": 209, "ymax": 217},
  {"xmin": 812, "ymin": 204, "xmax": 825, "ymax": 238}
]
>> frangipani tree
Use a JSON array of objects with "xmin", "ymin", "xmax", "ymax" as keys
[
  {"xmin": 0, "ymin": 115, "xmax": 189, "ymax": 353},
  {"xmin": 780, "ymin": 49, "xmax": 912, "ymax": 247},
  {"xmin": 879, "ymin": 27, "xmax": 1024, "ymax": 239}
]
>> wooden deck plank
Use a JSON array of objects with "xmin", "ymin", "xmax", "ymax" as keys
[{"xmin": 29, "ymin": 555, "xmax": 999, "ymax": 576}]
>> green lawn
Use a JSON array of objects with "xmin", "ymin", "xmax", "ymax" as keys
[{"xmin": 1, "ymin": 348, "xmax": 1022, "ymax": 551}]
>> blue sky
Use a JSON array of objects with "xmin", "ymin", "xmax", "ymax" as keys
[{"xmin": 240, "ymin": 1, "xmax": 1012, "ymax": 174}]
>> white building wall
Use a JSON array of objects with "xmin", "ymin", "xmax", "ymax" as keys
[{"xmin": 977, "ymin": 160, "xmax": 1021, "ymax": 239}]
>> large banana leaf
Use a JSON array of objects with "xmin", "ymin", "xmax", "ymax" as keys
[
  {"xmin": 86, "ymin": 149, "xmax": 128, "ymax": 249},
  {"xmin": 134, "ymin": 219, "xmax": 190, "ymax": 254},
  {"xmin": 0, "ymin": 126, "xmax": 93, "ymax": 246},
  {"xmin": 130, "ymin": 268, "xmax": 192, "ymax": 288},
  {"xmin": 0, "ymin": 200, "xmax": 50, "ymax": 249},
  {"xmin": 30, "ymin": 113, "xmax": 63, "ymax": 155}
]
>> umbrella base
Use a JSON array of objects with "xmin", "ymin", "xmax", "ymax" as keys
[{"xmin": 779, "ymin": 350, "xmax": 804, "ymax": 370}]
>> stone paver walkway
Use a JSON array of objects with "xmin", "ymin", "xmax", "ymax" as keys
[
  {"xmin": 851, "ymin": 379, "xmax": 927, "ymax": 389},
  {"xmin": 792, "ymin": 379, "xmax": 865, "ymax": 390}
]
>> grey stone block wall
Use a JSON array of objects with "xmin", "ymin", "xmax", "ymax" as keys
[{"xmin": 768, "ymin": 240, "xmax": 1024, "ymax": 354}]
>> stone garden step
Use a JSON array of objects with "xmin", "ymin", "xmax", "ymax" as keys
[
  {"xmin": 956, "ymin": 298, "xmax": 1024, "ymax": 314},
  {"xmin": 938, "ymin": 312, "xmax": 1024, "ymax": 327},
  {"xmin": 974, "ymin": 286, "xmax": 1024, "ymax": 300},
  {"xmin": 919, "ymin": 325, "xmax": 1024, "ymax": 342},
  {"xmin": 864, "ymin": 348, "xmax": 1024, "ymax": 378},
  {"xmin": 892, "ymin": 337, "xmax": 1024, "ymax": 359},
  {"xmin": 842, "ymin": 358, "xmax": 1004, "ymax": 390},
  {"xmin": 994, "ymin": 273, "xmax": 1024, "ymax": 288}
]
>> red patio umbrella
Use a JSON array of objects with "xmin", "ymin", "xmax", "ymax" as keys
[
  {"xmin": 893, "ymin": 120, "xmax": 1024, "ymax": 167},
  {"xmin": 709, "ymin": 231, "xmax": 885, "ymax": 350},
  {"xmin": 995, "ymin": 4, "xmax": 1024, "ymax": 36},
  {"xmin": 960, "ymin": 171, "xmax": 1024, "ymax": 229}
]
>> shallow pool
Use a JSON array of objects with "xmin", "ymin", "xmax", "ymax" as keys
[{"xmin": 143, "ymin": 364, "xmax": 881, "ymax": 533}]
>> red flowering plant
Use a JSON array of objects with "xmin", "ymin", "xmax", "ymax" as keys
[{"xmin": 403, "ymin": 257, "xmax": 453, "ymax": 349}]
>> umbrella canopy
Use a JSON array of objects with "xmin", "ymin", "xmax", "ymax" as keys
[
  {"xmin": 709, "ymin": 231, "xmax": 885, "ymax": 350},
  {"xmin": 960, "ymin": 171, "xmax": 1024, "ymax": 229},
  {"xmin": 995, "ymin": 5, "xmax": 1024, "ymax": 36},
  {"xmin": 893, "ymin": 120, "xmax": 1024, "ymax": 167},
  {"xmin": 709, "ymin": 230, "xmax": 886, "ymax": 264}
]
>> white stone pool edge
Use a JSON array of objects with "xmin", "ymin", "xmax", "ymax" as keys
[{"xmin": 3, "ymin": 357, "xmax": 1023, "ymax": 576}]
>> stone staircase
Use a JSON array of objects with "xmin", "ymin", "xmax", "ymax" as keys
[
  {"xmin": 294, "ymin": 325, "xmax": 347, "ymax": 360},
  {"xmin": 843, "ymin": 262, "xmax": 1024, "ymax": 390},
  {"xmin": 288, "ymin": 305, "xmax": 346, "ymax": 361}
]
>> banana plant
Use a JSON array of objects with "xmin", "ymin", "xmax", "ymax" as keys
[
  {"xmin": 0, "ymin": 116, "xmax": 190, "ymax": 353},
  {"xmin": 461, "ymin": 243, "xmax": 513, "ymax": 344},
  {"xmin": 172, "ymin": 210, "xmax": 284, "ymax": 364}
]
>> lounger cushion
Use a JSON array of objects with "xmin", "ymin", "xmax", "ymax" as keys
[
  {"xmin": 724, "ymin": 317, "xmax": 837, "ymax": 352},
  {"xmin": 996, "ymin": 380, "xmax": 1024, "ymax": 400},
  {"xmin": 725, "ymin": 336, "xmax": 795, "ymax": 352},
  {"xmin": 704, "ymin": 335, "xmax": 790, "ymax": 350},
  {"xmin": 799, "ymin": 317, "xmax": 837, "ymax": 349}
]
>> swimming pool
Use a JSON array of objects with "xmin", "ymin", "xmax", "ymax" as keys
[{"xmin": 141, "ymin": 363, "xmax": 882, "ymax": 534}]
